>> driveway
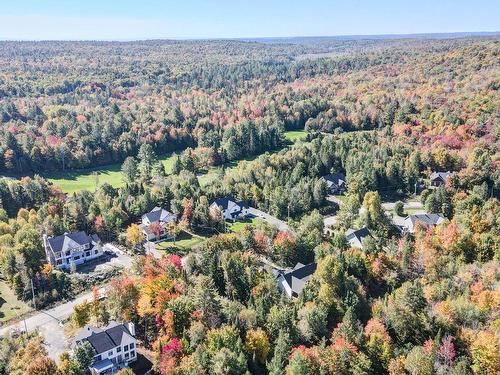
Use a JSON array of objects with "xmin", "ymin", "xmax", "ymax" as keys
[
  {"xmin": 247, "ymin": 207, "xmax": 291, "ymax": 232},
  {"xmin": 323, "ymin": 215, "xmax": 337, "ymax": 234},
  {"xmin": 0, "ymin": 290, "xmax": 95, "ymax": 361},
  {"xmin": 382, "ymin": 201, "xmax": 423, "ymax": 211}
]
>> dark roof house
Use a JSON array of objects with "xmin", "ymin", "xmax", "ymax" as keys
[
  {"xmin": 210, "ymin": 197, "xmax": 249, "ymax": 219},
  {"xmin": 46, "ymin": 231, "xmax": 98, "ymax": 253},
  {"xmin": 346, "ymin": 227, "xmax": 371, "ymax": 249},
  {"xmin": 141, "ymin": 207, "xmax": 177, "ymax": 225},
  {"xmin": 275, "ymin": 262, "xmax": 317, "ymax": 297},
  {"xmin": 321, "ymin": 172, "xmax": 346, "ymax": 193},
  {"xmin": 430, "ymin": 171, "xmax": 453, "ymax": 186}
]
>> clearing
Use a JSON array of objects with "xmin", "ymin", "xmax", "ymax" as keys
[
  {"xmin": 156, "ymin": 231, "xmax": 206, "ymax": 255},
  {"xmin": 45, "ymin": 154, "xmax": 177, "ymax": 194},
  {"xmin": 0, "ymin": 281, "xmax": 32, "ymax": 323},
  {"xmin": 228, "ymin": 217, "xmax": 260, "ymax": 233},
  {"xmin": 284, "ymin": 130, "xmax": 309, "ymax": 142}
]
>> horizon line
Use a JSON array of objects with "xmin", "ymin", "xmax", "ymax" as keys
[{"xmin": 0, "ymin": 30, "xmax": 499, "ymax": 43}]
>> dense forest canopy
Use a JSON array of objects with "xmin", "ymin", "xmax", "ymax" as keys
[{"xmin": 0, "ymin": 37, "xmax": 498, "ymax": 173}]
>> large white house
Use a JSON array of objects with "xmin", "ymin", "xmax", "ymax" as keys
[
  {"xmin": 140, "ymin": 206, "xmax": 178, "ymax": 241},
  {"xmin": 74, "ymin": 322, "xmax": 137, "ymax": 374},
  {"xmin": 210, "ymin": 197, "xmax": 249, "ymax": 220},
  {"xmin": 43, "ymin": 231, "xmax": 102, "ymax": 270}
]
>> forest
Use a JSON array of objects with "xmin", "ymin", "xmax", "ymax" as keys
[{"xmin": 0, "ymin": 36, "xmax": 498, "ymax": 375}]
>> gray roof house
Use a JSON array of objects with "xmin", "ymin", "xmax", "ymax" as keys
[
  {"xmin": 403, "ymin": 213, "xmax": 445, "ymax": 234},
  {"xmin": 320, "ymin": 172, "xmax": 346, "ymax": 194},
  {"xmin": 43, "ymin": 231, "xmax": 102, "ymax": 270},
  {"xmin": 275, "ymin": 262, "xmax": 317, "ymax": 298},
  {"xmin": 210, "ymin": 197, "xmax": 249, "ymax": 220},
  {"xmin": 430, "ymin": 171, "xmax": 453, "ymax": 187},
  {"xmin": 74, "ymin": 322, "xmax": 137, "ymax": 374},
  {"xmin": 140, "ymin": 207, "xmax": 178, "ymax": 241},
  {"xmin": 346, "ymin": 227, "xmax": 371, "ymax": 249}
]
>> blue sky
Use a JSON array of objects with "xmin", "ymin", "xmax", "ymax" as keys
[{"xmin": 1, "ymin": 0, "xmax": 499, "ymax": 40}]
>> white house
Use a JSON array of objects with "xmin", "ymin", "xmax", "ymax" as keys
[
  {"xmin": 275, "ymin": 262, "xmax": 317, "ymax": 298},
  {"xmin": 210, "ymin": 197, "xmax": 249, "ymax": 221},
  {"xmin": 402, "ymin": 213, "xmax": 445, "ymax": 234},
  {"xmin": 346, "ymin": 227, "xmax": 371, "ymax": 249},
  {"xmin": 140, "ymin": 207, "xmax": 178, "ymax": 241},
  {"xmin": 74, "ymin": 322, "xmax": 137, "ymax": 374},
  {"xmin": 43, "ymin": 231, "xmax": 102, "ymax": 270}
]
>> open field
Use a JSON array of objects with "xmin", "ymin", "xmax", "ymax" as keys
[
  {"xmin": 14, "ymin": 130, "xmax": 308, "ymax": 193},
  {"xmin": 156, "ymin": 231, "xmax": 206, "ymax": 254},
  {"xmin": 284, "ymin": 130, "xmax": 309, "ymax": 142},
  {"xmin": 44, "ymin": 154, "xmax": 176, "ymax": 194},
  {"xmin": 0, "ymin": 281, "xmax": 32, "ymax": 323}
]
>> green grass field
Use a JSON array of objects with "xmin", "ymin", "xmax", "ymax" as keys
[
  {"xmin": 28, "ymin": 130, "xmax": 308, "ymax": 193},
  {"xmin": 0, "ymin": 281, "xmax": 32, "ymax": 323},
  {"xmin": 156, "ymin": 231, "xmax": 206, "ymax": 254},
  {"xmin": 45, "ymin": 154, "xmax": 177, "ymax": 194},
  {"xmin": 284, "ymin": 130, "xmax": 309, "ymax": 142},
  {"xmin": 228, "ymin": 217, "xmax": 260, "ymax": 233}
]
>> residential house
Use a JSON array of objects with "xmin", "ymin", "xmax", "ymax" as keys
[
  {"xmin": 43, "ymin": 231, "xmax": 102, "ymax": 270},
  {"xmin": 140, "ymin": 207, "xmax": 178, "ymax": 241},
  {"xmin": 210, "ymin": 197, "xmax": 249, "ymax": 220},
  {"xmin": 275, "ymin": 262, "xmax": 316, "ymax": 298},
  {"xmin": 74, "ymin": 322, "xmax": 137, "ymax": 374},
  {"xmin": 320, "ymin": 172, "xmax": 347, "ymax": 194},
  {"xmin": 402, "ymin": 213, "xmax": 445, "ymax": 234},
  {"xmin": 430, "ymin": 171, "xmax": 453, "ymax": 187},
  {"xmin": 346, "ymin": 227, "xmax": 371, "ymax": 249}
]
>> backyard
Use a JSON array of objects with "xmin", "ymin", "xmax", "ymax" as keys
[
  {"xmin": 155, "ymin": 231, "xmax": 206, "ymax": 255},
  {"xmin": 228, "ymin": 217, "xmax": 260, "ymax": 233},
  {"xmin": 0, "ymin": 281, "xmax": 32, "ymax": 323}
]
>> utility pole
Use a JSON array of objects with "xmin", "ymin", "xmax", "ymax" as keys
[{"xmin": 31, "ymin": 279, "xmax": 36, "ymax": 310}]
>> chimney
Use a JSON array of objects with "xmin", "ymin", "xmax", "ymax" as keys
[{"xmin": 127, "ymin": 322, "xmax": 135, "ymax": 337}]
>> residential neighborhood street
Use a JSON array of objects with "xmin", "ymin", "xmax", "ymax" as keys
[{"xmin": 0, "ymin": 244, "xmax": 134, "ymax": 362}]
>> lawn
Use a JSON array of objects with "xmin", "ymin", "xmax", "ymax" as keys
[
  {"xmin": 228, "ymin": 217, "xmax": 260, "ymax": 233},
  {"xmin": 44, "ymin": 153, "xmax": 177, "ymax": 194},
  {"xmin": 0, "ymin": 281, "xmax": 32, "ymax": 323},
  {"xmin": 156, "ymin": 231, "xmax": 206, "ymax": 254},
  {"xmin": 284, "ymin": 130, "xmax": 309, "ymax": 142}
]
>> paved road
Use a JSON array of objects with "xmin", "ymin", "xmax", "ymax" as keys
[
  {"xmin": 247, "ymin": 207, "xmax": 291, "ymax": 232},
  {"xmin": 0, "ymin": 243, "xmax": 134, "ymax": 361}
]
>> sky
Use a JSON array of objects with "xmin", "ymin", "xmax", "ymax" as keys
[{"xmin": 0, "ymin": 0, "xmax": 499, "ymax": 40}]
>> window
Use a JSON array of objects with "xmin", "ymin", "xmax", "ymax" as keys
[
  {"xmin": 85, "ymin": 251, "xmax": 90, "ymax": 257},
  {"xmin": 108, "ymin": 350, "xmax": 113, "ymax": 356},
  {"xmin": 74, "ymin": 255, "xmax": 80, "ymax": 260},
  {"xmin": 95, "ymin": 355, "xmax": 102, "ymax": 361},
  {"xmin": 125, "ymin": 352, "xmax": 129, "ymax": 359},
  {"xmin": 117, "ymin": 347, "xmax": 121, "ymax": 352},
  {"xmin": 95, "ymin": 249, "xmax": 99, "ymax": 254},
  {"xmin": 56, "ymin": 260, "xmax": 62, "ymax": 265},
  {"xmin": 130, "ymin": 350, "xmax": 135, "ymax": 357},
  {"xmin": 129, "ymin": 343, "xmax": 134, "ymax": 349},
  {"xmin": 124, "ymin": 345, "xmax": 129, "ymax": 351}
]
